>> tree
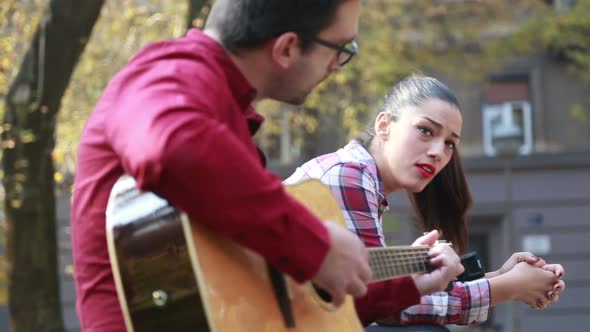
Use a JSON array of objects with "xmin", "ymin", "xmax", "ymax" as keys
[
  {"xmin": 0, "ymin": 0, "xmax": 48, "ymax": 306},
  {"xmin": 55, "ymin": 0, "xmax": 194, "ymax": 177},
  {"xmin": 1, "ymin": 0, "xmax": 104, "ymax": 330},
  {"xmin": 539, "ymin": 0, "xmax": 590, "ymax": 79},
  {"xmin": 536, "ymin": 0, "xmax": 590, "ymax": 126}
]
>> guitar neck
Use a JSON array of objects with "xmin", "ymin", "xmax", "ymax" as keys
[{"xmin": 368, "ymin": 246, "xmax": 431, "ymax": 282}]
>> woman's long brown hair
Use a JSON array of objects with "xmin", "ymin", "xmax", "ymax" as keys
[{"xmin": 410, "ymin": 150, "xmax": 471, "ymax": 254}]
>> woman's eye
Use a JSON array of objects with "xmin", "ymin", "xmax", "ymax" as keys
[
  {"xmin": 446, "ymin": 141, "xmax": 456, "ymax": 150},
  {"xmin": 417, "ymin": 126, "xmax": 433, "ymax": 136}
]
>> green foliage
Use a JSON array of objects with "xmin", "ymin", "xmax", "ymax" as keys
[
  {"xmin": 382, "ymin": 213, "xmax": 402, "ymax": 233},
  {"xmin": 570, "ymin": 103, "xmax": 589, "ymax": 125},
  {"xmin": 293, "ymin": 0, "xmax": 550, "ymax": 143},
  {"xmin": 4, "ymin": 0, "xmax": 590, "ymax": 173},
  {"xmin": 0, "ymin": 0, "xmax": 47, "ymax": 121},
  {"xmin": 540, "ymin": 0, "xmax": 590, "ymax": 79},
  {"xmin": 56, "ymin": 0, "xmax": 189, "ymax": 175}
]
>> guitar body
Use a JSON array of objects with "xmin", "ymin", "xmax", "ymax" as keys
[{"xmin": 106, "ymin": 176, "xmax": 364, "ymax": 332}]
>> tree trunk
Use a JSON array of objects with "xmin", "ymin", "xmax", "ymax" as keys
[
  {"xmin": 186, "ymin": 0, "xmax": 210, "ymax": 30},
  {"xmin": 1, "ymin": 1, "xmax": 104, "ymax": 331}
]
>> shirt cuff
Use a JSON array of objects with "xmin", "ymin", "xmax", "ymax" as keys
[
  {"xmin": 459, "ymin": 279, "xmax": 491, "ymax": 325},
  {"xmin": 354, "ymin": 276, "xmax": 421, "ymax": 326}
]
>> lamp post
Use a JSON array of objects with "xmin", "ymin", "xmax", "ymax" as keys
[{"xmin": 493, "ymin": 135, "xmax": 523, "ymax": 332}]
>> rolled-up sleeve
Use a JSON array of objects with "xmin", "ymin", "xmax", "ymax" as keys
[{"xmin": 400, "ymin": 279, "xmax": 491, "ymax": 326}]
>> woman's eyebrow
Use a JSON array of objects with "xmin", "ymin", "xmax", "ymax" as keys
[{"xmin": 421, "ymin": 116, "xmax": 461, "ymax": 139}]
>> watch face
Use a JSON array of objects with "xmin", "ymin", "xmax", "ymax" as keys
[{"xmin": 458, "ymin": 251, "xmax": 485, "ymax": 281}]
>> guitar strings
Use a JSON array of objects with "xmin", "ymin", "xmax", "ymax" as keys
[{"xmin": 369, "ymin": 250, "xmax": 431, "ymax": 280}]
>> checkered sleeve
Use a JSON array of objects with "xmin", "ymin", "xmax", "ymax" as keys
[
  {"xmin": 399, "ymin": 279, "xmax": 491, "ymax": 326},
  {"xmin": 320, "ymin": 163, "xmax": 385, "ymax": 247}
]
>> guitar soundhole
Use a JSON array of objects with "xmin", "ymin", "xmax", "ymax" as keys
[{"xmin": 312, "ymin": 284, "xmax": 333, "ymax": 303}]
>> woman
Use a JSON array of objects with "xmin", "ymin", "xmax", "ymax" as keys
[{"xmin": 285, "ymin": 76, "xmax": 565, "ymax": 329}]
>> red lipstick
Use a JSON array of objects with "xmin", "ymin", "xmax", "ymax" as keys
[{"xmin": 416, "ymin": 163, "xmax": 436, "ymax": 179}]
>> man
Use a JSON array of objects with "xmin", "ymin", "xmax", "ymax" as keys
[
  {"xmin": 71, "ymin": 1, "xmax": 370, "ymax": 331},
  {"xmin": 71, "ymin": 1, "xmax": 462, "ymax": 331}
]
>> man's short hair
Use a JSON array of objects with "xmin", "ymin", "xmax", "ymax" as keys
[{"xmin": 205, "ymin": 0, "xmax": 348, "ymax": 53}]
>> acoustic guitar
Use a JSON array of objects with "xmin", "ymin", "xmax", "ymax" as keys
[{"xmin": 106, "ymin": 176, "xmax": 437, "ymax": 332}]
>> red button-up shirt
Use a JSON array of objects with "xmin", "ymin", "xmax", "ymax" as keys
[{"xmin": 71, "ymin": 29, "xmax": 330, "ymax": 331}]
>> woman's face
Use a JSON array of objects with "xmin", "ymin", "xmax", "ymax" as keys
[{"xmin": 376, "ymin": 98, "xmax": 462, "ymax": 193}]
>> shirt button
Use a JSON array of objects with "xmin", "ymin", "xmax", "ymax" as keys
[
  {"xmin": 278, "ymin": 257, "xmax": 289, "ymax": 266},
  {"xmin": 295, "ymin": 270, "xmax": 305, "ymax": 280},
  {"xmin": 235, "ymin": 232, "xmax": 246, "ymax": 241}
]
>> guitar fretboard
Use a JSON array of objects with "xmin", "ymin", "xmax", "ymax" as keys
[{"xmin": 368, "ymin": 246, "xmax": 431, "ymax": 281}]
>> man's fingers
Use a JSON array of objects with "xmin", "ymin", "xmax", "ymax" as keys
[
  {"xmin": 330, "ymin": 290, "xmax": 345, "ymax": 308},
  {"xmin": 359, "ymin": 246, "xmax": 372, "ymax": 283},
  {"xmin": 315, "ymin": 222, "xmax": 372, "ymax": 308},
  {"xmin": 324, "ymin": 276, "xmax": 367, "ymax": 309},
  {"xmin": 348, "ymin": 277, "xmax": 368, "ymax": 298},
  {"xmin": 360, "ymin": 262, "xmax": 372, "ymax": 284}
]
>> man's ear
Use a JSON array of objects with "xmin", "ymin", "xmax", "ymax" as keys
[
  {"xmin": 375, "ymin": 112, "xmax": 391, "ymax": 139},
  {"xmin": 271, "ymin": 32, "xmax": 301, "ymax": 69}
]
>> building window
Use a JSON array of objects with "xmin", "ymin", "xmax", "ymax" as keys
[
  {"xmin": 482, "ymin": 76, "xmax": 533, "ymax": 157},
  {"xmin": 483, "ymin": 101, "xmax": 533, "ymax": 157}
]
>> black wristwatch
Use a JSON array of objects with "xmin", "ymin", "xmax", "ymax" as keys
[{"xmin": 446, "ymin": 251, "xmax": 486, "ymax": 291}]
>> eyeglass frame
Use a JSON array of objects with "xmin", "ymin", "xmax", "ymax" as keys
[{"xmin": 301, "ymin": 35, "xmax": 359, "ymax": 66}]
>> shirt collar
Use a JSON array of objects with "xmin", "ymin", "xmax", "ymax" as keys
[
  {"xmin": 245, "ymin": 106, "xmax": 265, "ymax": 135},
  {"xmin": 344, "ymin": 140, "xmax": 389, "ymax": 208},
  {"xmin": 186, "ymin": 29, "xmax": 257, "ymax": 109},
  {"xmin": 186, "ymin": 29, "xmax": 262, "ymax": 133}
]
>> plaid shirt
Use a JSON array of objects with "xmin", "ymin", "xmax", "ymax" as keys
[{"xmin": 285, "ymin": 140, "xmax": 491, "ymax": 326}]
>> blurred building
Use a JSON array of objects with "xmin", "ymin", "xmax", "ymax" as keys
[{"xmin": 429, "ymin": 23, "xmax": 590, "ymax": 330}]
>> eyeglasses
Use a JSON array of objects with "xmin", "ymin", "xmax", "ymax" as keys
[{"xmin": 307, "ymin": 36, "xmax": 359, "ymax": 66}]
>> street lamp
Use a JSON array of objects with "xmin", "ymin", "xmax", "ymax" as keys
[{"xmin": 493, "ymin": 133, "xmax": 523, "ymax": 332}]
